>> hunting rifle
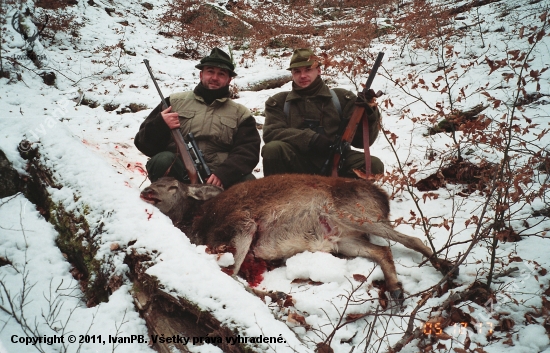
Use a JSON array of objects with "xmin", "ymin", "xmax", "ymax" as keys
[
  {"xmin": 143, "ymin": 59, "xmax": 211, "ymax": 184},
  {"xmin": 320, "ymin": 52, "xmax": 384, "ymax": 178}
]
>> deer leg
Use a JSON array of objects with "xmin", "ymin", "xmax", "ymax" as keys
[
  {"xmin": 340, "ymin": 219, "xmax": 458, "ymax": 277},
  {"xmin": 228, "ymin": 221, "xmax": 257, "ymax": 276},
  {"xmin": 336, "ymin": 236, "xmax": 402, "ymax": 295},
  {"xmin": 369, "ymin": 223, "xmax": 459, "ymax": 278},
  {"xmin": 366, "ymin": 223, "xmax": 433, "ymax": 258}
]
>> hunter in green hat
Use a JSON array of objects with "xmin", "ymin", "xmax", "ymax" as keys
[
  {"xmin": 286, "ymin": 48, "xmax": 320, "ymax": 70},
  {"xmin": 262, "ymin": 48, "xmax": 384, "ymax": 177},
  {"xmin": 195, "ymin": 47, "xmax": 237, "ymax": 77},
  {"xmin": 135, "ymin": 47, "xmax": 260, "ymax": 189}
]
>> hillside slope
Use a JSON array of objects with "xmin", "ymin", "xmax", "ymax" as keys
[{"xmin": 1, "ymin": 0, "xmax": 549, "ymax": 352}]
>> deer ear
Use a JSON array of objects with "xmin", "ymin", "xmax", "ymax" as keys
[{"xmin": 186, "ymin": 185, "xmax": 223, "ymax": 201}]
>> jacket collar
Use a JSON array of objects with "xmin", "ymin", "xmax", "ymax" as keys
[
  {"xmin": 193, "ymin": 82, "xmax": 230, "ymax": 105},
  {"xmin": 193, "ymin": 93, "xmax": 230, "ymax": 105},
  {"xmin": 286, "ymin": 77, "xmax": 331, "ymax": 101}
]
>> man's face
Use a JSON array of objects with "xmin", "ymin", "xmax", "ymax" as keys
[
  {"xmin": 291, "ymin": 65, "xmax": 321, "ymax": 88},
  {"xmin": 200, "ymin": 66, "xmax": 232, "ymax": 89}
]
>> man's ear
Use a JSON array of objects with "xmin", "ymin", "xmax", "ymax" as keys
[{"xmin": 187, "ymin": 184, "xmax": 223, "ymax": 201}]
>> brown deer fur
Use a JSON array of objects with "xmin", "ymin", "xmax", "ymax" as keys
[{"xmin": 140, "ymin": 174, "xmax": 455, "ymax": 297}]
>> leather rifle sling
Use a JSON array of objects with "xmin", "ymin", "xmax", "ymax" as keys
[{"xmin": 362, "ymin": 115, "xmax": 371, "ymax": 177}]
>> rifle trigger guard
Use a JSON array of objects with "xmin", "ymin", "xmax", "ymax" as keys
[{"xmin": 336, "ymin": 141, "xmax": 351, "ymax": 155}]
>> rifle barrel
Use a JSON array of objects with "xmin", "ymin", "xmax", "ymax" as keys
[
  {"xmin": 143, "ymin": 59, "xmax": 169, "ymax": 109},
  {"xmin": 363, "ymin": 52, "xmax": 384, "ymax": 93}
]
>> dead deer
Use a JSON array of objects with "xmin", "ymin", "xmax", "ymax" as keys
[{"xmin": 140, "ymin": 174, "xmax": 457, "ymax": 304}]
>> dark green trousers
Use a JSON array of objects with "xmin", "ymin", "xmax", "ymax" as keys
[
  {"xmin": 262, "ymin": 141, "xmax": 384, "ymax": 177},
  {"xmin": 145, "ymin": 151, "xmax": 255, "ymax": 186}
]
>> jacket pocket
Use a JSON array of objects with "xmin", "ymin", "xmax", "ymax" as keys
[
  {"xmin": 218, "ymin": 116, "xmax": 237, "ymax": 145},
  {"xmin": 178, "ymin": 111, "xmax": 195, "ymax": 135}
]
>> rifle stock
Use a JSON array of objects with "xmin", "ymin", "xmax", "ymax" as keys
[
  {"xmin": 330, "ymin": 106, "xmax": 366, "ymax": 177},
  {"xmin": 326, "ymin": 52, "xmax": 384, "ymax": 178},
  {"xmin": 143, "ymin": 59, "xmax": 200, "ymax": 184}
]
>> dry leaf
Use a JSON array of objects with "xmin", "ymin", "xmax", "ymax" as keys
[
  {"xmin": 287, "ymin": 311, "xmax": 307, "ymax": 326},
  {"xmin": 283, "ymin": 295, "xmax": 296, "ymax": 308},
  {"xmin": 464, "ymin": 335, "xmax": 471, "ymax": 349},
  {"xmin": 496, "ymin": 229, "xmax": 521, "ymax": 242},
  {"xmin": 500, "ymin": 318, "xmax": 515, "ymax": 331},
  {"xmin": 345, "ymin": 313, "xmax": 367, "ymax": 322},
  {"xmin": 503, "ymin": 336, "xmax": 514, "ymax": 346},
  {"xmin": 473, "ymin": 348, "xmax": 489, "ymax": 353},
  {"xmin": 316, "ymin": 342, "xmax": 334, "ymax": 353}
]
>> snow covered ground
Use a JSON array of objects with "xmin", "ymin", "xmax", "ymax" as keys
[{"xmin": 1, "ymin": 0, "xmax": 549, "ymax": 352}]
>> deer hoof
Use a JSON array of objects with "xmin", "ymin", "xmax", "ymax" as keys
[
  {"xmin": 386, "ymin": 289, "xmax": 405, "ymax": 312},
  {"xmin": 433, "ymin": 258, "xmax": 459, "ymax": 278},
  {"xmin": 389, "ymin": 289, "xmax": 404, "ymax": 301}
]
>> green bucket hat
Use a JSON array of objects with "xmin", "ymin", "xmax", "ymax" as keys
[
  {"xmin": 287, "ymin": 48, "xmax": 320, "ymax": 71},
  {"xmin": 195, "ymin": 47, "xmax": 237, "ymax": 77}
]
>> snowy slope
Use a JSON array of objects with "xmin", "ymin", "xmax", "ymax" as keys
[
  {"xmin": 1, "ymin": 0, "xmax": 550, "ymax": 352},
  {"xmin": 0, "ymin": 119, "xmax": 311, "ymax": 352}
]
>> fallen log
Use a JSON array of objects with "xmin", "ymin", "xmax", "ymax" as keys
[{"xmin": 1, "ymin": 120, "xmax": 310, "ymax": 353}]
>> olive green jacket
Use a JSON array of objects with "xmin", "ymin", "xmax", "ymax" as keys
[
  {"xmin": 135, "ymin": 92, "xmax": 260, "ymax": 187},
  {"xmin": 263, "ymin": 81, "xmax": 381, "ymax": 163}
]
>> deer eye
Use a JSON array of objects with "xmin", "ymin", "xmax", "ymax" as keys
[{"xmin": 168, "ymin": 185, "xmax": 178, "ymax": 193}]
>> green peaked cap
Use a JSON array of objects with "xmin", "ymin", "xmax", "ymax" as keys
[
  {"xmin": 195, "ymin": 48, "xmax": 237, "ymax": 77},
  {"xmin": 287, "ymin": 48, "xmax": 319, "ymax": 70}
]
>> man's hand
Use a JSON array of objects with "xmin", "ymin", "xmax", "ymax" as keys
[
  {"xmin": 206, "ymin": 174, "xmax": 224, "ymax": 189},
  {"xmin": 356, "ymin": 89, "xmax": 383, "ymax": 109},
  {"xmin": 310, "ymin": 133, "xmax": 332, "ymax": 155},
  {"xmin": 161, "ymin": 106, "xmax": 180, "ymax": 129}
]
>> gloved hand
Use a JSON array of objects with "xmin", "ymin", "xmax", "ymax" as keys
[
  {"xmin": 357, "ymin": 89, "xmax": 383, "ymax": 103},
  {"xmin": 310, "ymin": 133, "xmax": 332, "ymax": 154},
  {"xmin": 356, "ymin": 89, "xmax": 383, "ymax": 115}
]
